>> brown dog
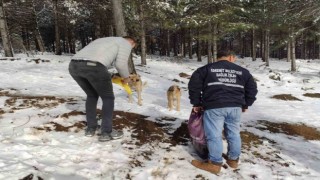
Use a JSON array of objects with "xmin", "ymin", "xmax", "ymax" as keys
[
  {"xmin": 112, "ymin": 73, "xmax": 145, "ymax": 106},
  {"xmin": 167, "ymin": 85, "xmax": 181, "ymax": 111},
  {"xmin": 128, "ymin": 74, "xmax": 145, "ymax": 106}
]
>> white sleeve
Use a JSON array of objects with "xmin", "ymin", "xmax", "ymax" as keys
[{"xmin": 114, "ymin": 41, "xmax": 132, "ymax": 78}]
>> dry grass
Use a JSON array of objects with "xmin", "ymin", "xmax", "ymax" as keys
[
  {"xmin": 241, "ymin": 131, "xmax": 263, "ymax": 149},
  {"xmin": 60, "ymin": 110, "xmax": 86, "ymax": 118},
  {"xmin": 179, "ymin": 72, "xmax": 191, "ymax": 79},
  {"xmin": 271, "ymin": 94, "xmax": 302, "ymax": 101},
  {"xmin": 35, "ymin": 121, "xmax": 86, "ymax": 133},
  {"xmin": 303, "ymin": 93, "xmax": 320, "ymax": 98},
  {"xmin": 258, "ymin": 120, "xmax": 320, "ymax": 140}
]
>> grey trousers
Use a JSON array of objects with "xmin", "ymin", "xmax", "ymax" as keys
[{"xmin": 69, "ymin": 60, "xmax": 114, "ymax": 133}]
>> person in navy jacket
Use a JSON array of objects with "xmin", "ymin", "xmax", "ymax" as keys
[{"xmin": 188, "ymin": 50, "xmax": 258, "ymax": 174}]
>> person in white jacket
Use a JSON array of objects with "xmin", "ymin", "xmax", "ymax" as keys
[{"xmin": 69, "ymin": 36, "xmax": 136, "ymax": 142}]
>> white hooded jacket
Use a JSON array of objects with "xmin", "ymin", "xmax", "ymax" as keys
[{"xmin": 72, "ymin": 37, "xmax": 132, "ymax": 78}]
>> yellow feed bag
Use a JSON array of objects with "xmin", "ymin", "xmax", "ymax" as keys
[{"xmin": 112, "ymin": 76, "xmax": 132, "ymax": 94}]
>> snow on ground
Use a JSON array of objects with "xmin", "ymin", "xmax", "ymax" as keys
[{"xmin": 0, "ymin": 53, "xmax": 319, "ymax": 180}]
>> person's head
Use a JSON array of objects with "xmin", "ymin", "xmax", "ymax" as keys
[
  {"xmin": 123, "ymin": 36, "xmax": 137, "ymax": 48},
  {"xmin": 217, "ymin": 49, "xmax": 236, "ymax": 62}
]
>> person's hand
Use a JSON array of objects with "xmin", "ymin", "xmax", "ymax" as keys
[
  {"xmin": 242, "ymin": 108, "xmax": 247, "ymax": 112},
  {"xmin": 121, "ymin": 77, "xmax": 130, "ymax": 84},
  {"xmin": 193, "ymin": 106, "xmax": 203, "ymax": 113}
]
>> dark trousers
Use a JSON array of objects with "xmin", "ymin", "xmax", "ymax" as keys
[{"xmin": 69, "ymin": 60, "xmax": 114, "ymax": 133}]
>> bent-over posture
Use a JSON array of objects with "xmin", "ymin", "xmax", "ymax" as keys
[{"xmin": 69, "ymin": 36, "xmax": 136, "ymax": 142}]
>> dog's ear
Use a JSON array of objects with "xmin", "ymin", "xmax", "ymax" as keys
[{"xmin": 132, "ymin": 73, "xmax": 140, "ymax": 78}]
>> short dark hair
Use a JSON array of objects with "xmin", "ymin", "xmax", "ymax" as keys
[
  {"xmin": 123, "ymin": 36, "xmax": 137, "ymax": 43},
  {"xmin": 217, "ymin": 49, "xmax": 235, "ymax": 58}
]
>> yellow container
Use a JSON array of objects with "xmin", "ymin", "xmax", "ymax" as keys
[{"xmin": 112, "ymin": 76, "xmax": 132, "ymax": 94}]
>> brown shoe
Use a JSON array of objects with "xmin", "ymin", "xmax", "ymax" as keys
[
  {"xmin": 191, "ymin": 160, "xmax": 222, "ymax": 174},
  {"xmin": 226, "ymin": 159, "xmax": 239, "ymax": 168}
]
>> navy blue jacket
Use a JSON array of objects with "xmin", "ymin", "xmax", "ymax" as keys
[{"xmin": 188, "ymin": 60, "xmax": 257, "ymax": 110}]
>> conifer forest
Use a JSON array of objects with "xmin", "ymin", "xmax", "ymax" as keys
[{"xmin": 1, "ymin": 0, "xmax": 320, "ymax": 71}]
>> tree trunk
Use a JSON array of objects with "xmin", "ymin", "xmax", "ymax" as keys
[
  {"xmin": 212, "ymin": 23, "xmax": 217, "ymax": 62},
  {"xmin": 111, "ymin": 0, "xmax": 126, "ymax": 36},
  {"xmin": 207, "ymin": 41, "xmax": 212, "ymax": 64},
  {"xmin": 111, "ymin": 0, "xmax": 136, "ymax": 74},
  {"xmin": 94, "ymin": 22, "xmax": 101, "ymax": 39},
  {"xmin": 197, "ymin": 39, "xmax": 201, "ymax": 62},
  {"xmin": 264, "ymin": 29, "xmax": 270, "ymax": 66},
  {"xmin": 290, "ymin": 34, "xmax": 296, "ymax": 71},
  {"xmin": 62, "ymin": 33, "xmax": 66, "ymax": 53},
  {"xmin": 173, "ymin": 32, "xmax": 178, "ymax": 56},
  {"xmin": 252, "ymin": 29, "xmax": 256, "ymax": 61},
  {"xmin": 69, "ymin": 26, "xmax": 75, "ymax": 54},
  {"xmin": 80, "ymin": 28, "xmax": 86, "ymax": 48},
  {"xmin": 0, "ymin": 0, "xmax": 13, "ymax": 57},
  {"xmin": 182, "ymin": 29, "xmax": 186, "ymax": 57},
  {"xmin": 308, "ymin": 41, "xmax": 312, "ymax": 59},
  {"xmin": 53, "ymin": 0, "xmax": 61, "ymax": 55},
  {"xmin": 22, "ymin": 27, "xmax": 29, "ymax": 51},
  {"xmin": 244, "ymin": 36, "xmax": 248, "ymax": 57},
  {"xmin": 149, "ymin": 36, "xmax": 155, "ymax": 54},
  {"xmin": 94, "ymin": 6, "xmax": 102, "ymax": 39},
  {"xmin": 160, "ymin": 28, "xmax": 166, "ymax": 56},
  {"xmin": 188, "ymin": 29, "xmax": 193, "ymax": 59},
  {"xmin": 239, "ymin": 32, "xmax": 244, "ymax": 58},
  {"xmin": 166, "ymin": 30, "xmax": 170, "ymax": 57},
  {"xmin": 313, "ymin": 39, "xmax": 316, "ymax": 60},
  {"xmin": 108, "ymin": 25, "xmax": 114, "ymax": 36},
  {"xmin": 63, "ymin": 12, "xmax": 69, "ymax": 53},
  {"xmin": 32, "ymin": 0, "xmax": 45, "ymax": 53},
  {"xmin": 304, "ymin": 33, "xmax": 307, "ymax": 59},
  {"xmin": 278, "ymin": 48, "xmax": 281, "ymax": 60},
  {"xmin": 207, "ymin": 22, "xmax": 213, "ymax": 64},
  {"xmin": 33, "ymin": 29, "xmax": 45, "ymax": 52},
  {"xmin": 278, "ymin": 31, "xmax": 282, "ymax": 60},
  {"xmin": 261, "ymin": 30, "xmax": 265, "ymax": 61},
  {"xmin": 139, "ymin": 2, "xmax": 146, "ymax": 65},
  {"xmin": 287, "ymin": 39, "xmax": 291, "ymax": 62},
  {"xmin": 318, "ymin": 36, "xmax": 320, "ymax": 59}
]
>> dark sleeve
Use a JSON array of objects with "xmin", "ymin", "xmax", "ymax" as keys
[
  {"xmin": 243, "ymin": 73, "xmax": 258, "ymax": 108},
  {"xmin": 188, "ymin": 68, "xmax": 205, "ymax": 106}
]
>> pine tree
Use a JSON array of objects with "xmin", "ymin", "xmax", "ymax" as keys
[{"xmin": 0, "ymin": 0, "xmax": 13, "ymax": 57}]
